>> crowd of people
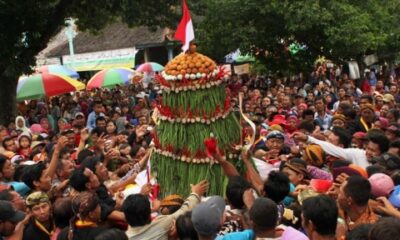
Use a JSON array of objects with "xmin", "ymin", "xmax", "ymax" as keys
[{"xmin": 0, "ymin": 64, "xmax": 400, "ymax": 240}]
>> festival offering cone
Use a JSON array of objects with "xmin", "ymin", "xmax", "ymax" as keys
[{"xmin": 152, "ymin": 44, "xmax": 241, "ymax": 197}]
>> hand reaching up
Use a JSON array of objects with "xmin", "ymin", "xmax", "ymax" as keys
[{"xmin": 191, "ymin": 180, "xmax": 209, "ymax": 196}]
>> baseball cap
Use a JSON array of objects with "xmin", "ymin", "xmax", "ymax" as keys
[
  {"xmin": 74, "ymin": 112, "xmax": 85, "ymax": 119},
  {"xmin": 31, "ymin": 141, "xmax": 45, "ymax": 150},
  {"xmin": 0, "ymin": 200, "xmax": 25, "ymax": 223},
  {"xmin": 266, "ymin": 130, "xmax": 285, "ymax": 141},
  {"xmin": 383, "ymin": 93, "xmax": 394, "ymax": 103},
  {"xmin": 368, "ymin": 173, "xmax": 394, "ymax": 197},
  {"xmin": 191, "ymin": 196, "xmax": 226, "ymax": 236}
]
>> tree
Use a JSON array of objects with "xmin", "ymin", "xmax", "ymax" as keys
[
  {"xmin": 0, "ymin": 0, "xmax": 179, "ymax": 125},
  {"xmin": 195, "ymin": 0, "xmax": 400, "ymax": 73}
]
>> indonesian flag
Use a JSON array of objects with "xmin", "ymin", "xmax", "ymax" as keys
[{"xmin": 174, "ymin": 0, "xmax": 194, "ymax": 52}]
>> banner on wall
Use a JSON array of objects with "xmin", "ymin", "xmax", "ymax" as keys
[{"xmin": 63, "ymin": 48, "xmax": 138, "ymax": 71}]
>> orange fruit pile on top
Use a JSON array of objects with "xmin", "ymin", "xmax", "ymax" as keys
[{"xmin": 164, "ymin": 52, "xmax": 217, "ymax": 76}]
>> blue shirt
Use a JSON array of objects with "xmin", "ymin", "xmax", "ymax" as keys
[
  {"xmin": 86, "ymin": 112, "xmax": 105, "ymax": 131},
  {"xmin": 215, "ymin": 229, "xmax": 254, "ymax": 240},
  {"xmin": 314, "ymin": 112, "xmax": 332, "ymax": 131}
]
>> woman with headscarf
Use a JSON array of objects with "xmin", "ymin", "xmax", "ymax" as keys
[
  {"xmin": 280, "ymin": 158, "xmax": 310, "ymax": 186},
  {"xmin": 15, "ymin": 116, "xmax": 31, "ymax": 135}
]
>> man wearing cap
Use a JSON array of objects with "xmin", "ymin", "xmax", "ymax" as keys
[
  {"xmin": 192, "ymin": 196, "xmax": 226, "ymax": 240},
  {"xmin": 253, "ymin": 130, "xmax": 291, "ymax": 181},
  {"xmin": 23, "ymin": 192, "xmax": 55, "ymax": 240},
  {"xmin": 254, "ymin": 130, "xmax": 290, "ymax": 161},
  {"xmin": 0, "ymin": 200, "xmax": 26, "ymax": 239},
  {"xmin": 383, "ymin": 93, "xmax": 395, "ymax": 108}
]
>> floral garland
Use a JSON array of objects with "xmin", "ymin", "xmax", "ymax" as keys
[
  {"xmin": 155, "ymin": 66, "xmax": 229, "ymax": 93},
  {"xmin": 153, "ymin": 147, "xmax": 239, "ymax": 164}
]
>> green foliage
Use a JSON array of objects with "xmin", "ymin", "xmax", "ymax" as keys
[
  {"xmin": 195, "ymin": 0, "xmax": 400, "ymax": 73},
  {"xmin": 0, "ymin": 0, "xmax": 179, "ymax": 124},
  {"xmin": 153, "ymin": 153, "xmax": 228, "ymax": 197}
]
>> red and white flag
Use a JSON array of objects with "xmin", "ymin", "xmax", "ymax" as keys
[{"xmin": 174, "ymin": 0, "xmax": 194, "ymax": 52}]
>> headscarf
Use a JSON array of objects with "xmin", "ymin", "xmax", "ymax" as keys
[
  {"xmin": 15, "ymin": 116, "xmax": 30, "ymax": 135},
  {"xmin": 284, "ymin": 161, "xmax": 308, "ymax": 178},
  {"xmin": 26, "ymin": 191, "xmax": 50, "ymax": 208},
  {"xmin": 332, "ymin": 114, "xmax": 347, "ymax": 123},
  {"xmin": 303, "ymin": 144, "xmax": 325, "ymax": 167}
]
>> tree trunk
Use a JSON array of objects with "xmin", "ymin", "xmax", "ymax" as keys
[{"xmin": 0, "ymin": 75, "xmax": 17, "ymax": 126}]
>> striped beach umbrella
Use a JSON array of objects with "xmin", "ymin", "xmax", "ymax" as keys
[
  {"xmin": 17, "ymin": 73, "xmax": 85, "ymax": 101},
  {"xmin": 38, "ymin": 65, "xmax": 80, "ymax": 79},
  {"xmin": 86, "ymin": 68, "xmax": 134, "ymax": 90}
]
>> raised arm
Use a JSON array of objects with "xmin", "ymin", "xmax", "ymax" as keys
[
  {"xmin": 241, "ymin": 150, "xmax": 264, "ymax": 195},
  {"xmin": 46, "ymin": 136, "xmax": 68, "ymax": 179}
]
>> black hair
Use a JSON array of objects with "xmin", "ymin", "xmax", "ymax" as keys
[
  {"xmin": 332, "ymin": 127, "xmax": 352, "ymax": 148},
  {"xmin": 21, "ymin": 162, "xmax": 46, "ymax": 189},
  {"xmin": 263, "ymin": 171, "xmax": 290, "ymax": 203},
  {"xmin": 390, "ymin": 140, "xmax": 400, "ymax": 148},
  {"xmin": 69, "ymin": 167, "xmax": 90, "ymax": 192},
  {"xmin": 298, "ymin": 120, "xmax": 315, "ymax": 134},
  {"xmin": 369, "ymin": 217, "xmax": 400, "ymax": 240},
  {"xmin": 94, "ymin": 101, "xmax": 103, "ymax": 106},
  {"xmin": 346, "ymin": 224, "xmax": 372, "ymax": 240},
  {"xmin": 226, "ymin": 176, "xmax": 252, "ymax": 209},
  {"xmin": 391, "ymin": 170, "xmax": 400, "ymax": 185},
  {"xmin": 302, "ymin": 195, "xmax": 338, "ymax": 236},
  {"xmin": 176, "ymin": 211, "xmax": 198, "ymax": 240},
  {"xmin": 95, "ymin": 116, "xmax": 106, "ymax": 125},
  {"xmin": 360, "ymin": 94, "xmax": 373, "ymax": 104},
  {"xmin": 367, "ymin": 132, "xmax": 390, "ymax": 154},
  {"xmin": 80, "ymin": 156, "xmax": 101, "ymax": 173},
  {"xmin": 249, "ymin": 197, "xmax": 278, "ymax": 231},
  {"xmin": 0, "ymin": 157, "xmax": 7, "ymax": 173},
  {"xmin": 314, "ymin": 96, "xmax": 326, "ymax": 104},
  {"xmin": 366, "ymin": 165, "xmax": 386, "ymax": 177},
  {"xmin": 388, "ymin": 109, "xmax": 400, "ymax": 122},
  {"xmin": 373, "ymin": 153, "xmax": 400, "ymax": 173},
  {"xmin": 53, "ymin": 197, "xmax": 73, "ymax": 228},
  {"xmin": 95, "ymin": 229, "xmax": 128, "ymax": 240},
  {"xmin": 281, "ymin": 203, "xmax": 302, "ymax": 229},
  {"xmin": 302, "ymin": 109, "xmax": 315, "ymax": 118},
  {"xmin": 1, "ymin": 137, "xmax": 14, "ymax": 149},
  {"xmin": 344, "ymin": 175, "xmax": 371, "ymax": 206},
  {"xmin": 77, "ymin": 149, "xmax": 95, "ymax": 165},
  {"xmin": 13, "ymin": 165, "xmax": 27, "ymax": 181},
  {"xmin": 129, "ymin": 145, "xmax": 143, "ymax": 158},
  {"xmin": 0, "ymin": 189, "xmax": 13, "ymax": 201},
  {"xmin": 68, "ymin": 192, "xmax": 100, "ymax": 240},
  {"xmin": 90, "ymin": 127, "xmax": 105, "ymax": 137},
  {"xmin": 342, "ymin": 107, "xmax": 357, "ymax": 120},
  {"xmin": 331, "ymin": 159, "xmax": 351, "ymax": 169},
  {"xmin": 122, "ymin": 194, "xmax": 151, "ymax": 227}
]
